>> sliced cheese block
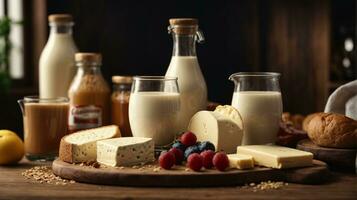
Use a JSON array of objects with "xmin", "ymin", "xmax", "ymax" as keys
[
  {"xmin": 227, "ymin": 154, "xmax": 254, "ymax": 169},
  {"xmin": 236, "ymin": 145, "xmax": 313, "ymax": 169},
  {"xmin": 59, "ymin": 125, "xmax": 120, "ymax": 163},
  {"xmin": 97, "ymin": 137, "xmax": 154, "ymax": 167},
  {"xmin": 188, "ymin": 110, "xmax": 243, "ymax": 153}
]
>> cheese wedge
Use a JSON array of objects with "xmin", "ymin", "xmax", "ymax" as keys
[
  {"xmin": 59, "ymin": 125, "xmax": 121, "ymax": 163},
  {"xmin": 214, "ymin": 105, "xmax": 244, "ymax": 129},
  {"xmin": 227, "ymin": 154, "xmax": 254, "ymax": 169},
  {"xmin": 236, "ymin": 145, "xmax": 313, "ymax": 169},
  {"xmin": 188, "ymin": 110, "xmax": 243, "ymax": 153},
  {"xmin": 97, "ymin": 137, "xmax": 154, "ymax": 167}
]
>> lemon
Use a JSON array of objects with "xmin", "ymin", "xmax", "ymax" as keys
[{"xmin": 0, "ymin": 130, "xmax": 24, "ymax": 165}]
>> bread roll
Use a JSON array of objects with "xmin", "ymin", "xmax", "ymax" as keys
[
  {"xmin": 302, "ymin": 113, "xmax": 323, "ymax": 132},
  {"xmin": 306, "ymin": 113, "xmax": 357, "ymax": 148}
]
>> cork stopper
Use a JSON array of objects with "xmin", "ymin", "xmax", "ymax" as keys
[
  {"xmin": 48, "ymin": 14, "xmax": 73, "ymax": 23},
  {"xmin": 75, "ymin": 53, "xmax": 102, "ymax": 64},
  {"xmin": 112, "ymin": 76, "xmax": 133, "ymax": 84},
  {"xmin": 169, "ymin": 18, "xmax": 198, "ymax": 34}
]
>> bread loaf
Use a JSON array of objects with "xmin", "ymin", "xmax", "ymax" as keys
[
  {"xmin": 305, "ymin": 113, "xmax": 357, "ymax": 148},
  {"xmin": 302, "ymin": 113, "xmax": 323, "ymax": 132},
  {"xmin": 59, "ymin": 125, "xmax": 121, "ymax": 163}
]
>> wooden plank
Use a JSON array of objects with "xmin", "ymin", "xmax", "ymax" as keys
[
  {"xmin": 51, "ymin": 159, "xmax": 329, "ymax": 187},
  {"xmin": 297, "ymin": 139, "xmax": 357, "ymax": 170},
  {"xmin": 0, "ymin": 160, "xmax": 356, "ymax": 200},
  {"xmin": 265, "ymin": 0, "xmax": 330, "ymax": 114}
]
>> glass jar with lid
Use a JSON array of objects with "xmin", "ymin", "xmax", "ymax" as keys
[
  {"xmin": 111, "ymin": 76, "xmax": 133, "ymax": 137},
  {"xmin": 68, "ymin": 53, "xmax": 111, "ymax": 132}
]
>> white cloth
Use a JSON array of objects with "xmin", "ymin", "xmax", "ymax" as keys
[{"xmin": 324, "ymin": 80, "xmax": 357, "ymax": 120}]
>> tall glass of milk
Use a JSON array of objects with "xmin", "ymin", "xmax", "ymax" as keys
[
  {"xmin": 129, "ymin": 76, "xmax": 180, "ymax": 148},
  {"xmin": 229, "ymin": 72, "xmax": 283, "ymax": 145}
]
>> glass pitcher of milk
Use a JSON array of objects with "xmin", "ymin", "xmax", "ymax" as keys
[
  {"xmin": 229, "ymin": 72, "xmax": 283, "ymax": 145},
  {"xmin": 165, "ymin": 18, "xmax": 207, "ymax": 132},
  {"xmin": 39, "ymin": 14, "xmax": 78, "ymax": 98}
]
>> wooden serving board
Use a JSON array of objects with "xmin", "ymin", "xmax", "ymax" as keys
[
  {"xmin": 297, "ymin": 139, "xmax": 357, "ymax": 171},
  {"xmin": 52, "ymin": 159, "xmax": 329, "ymax": 187}
]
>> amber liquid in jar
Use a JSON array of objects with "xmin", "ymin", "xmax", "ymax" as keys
[
  {"xmin": 68, "ymin": 53, "xmax": 111, "ymax": 132},
  {"xmin": 111, "ymin": 76, "xmax": 132, "ymax": 137}
]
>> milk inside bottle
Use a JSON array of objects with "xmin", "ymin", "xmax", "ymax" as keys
[
  {"xmin": 39, "ymin": 14, "xmax": 78, "ymax": 98},
  {"xmin": 165, "ymin": 18, "xmax": 207, "ymax": 131}
]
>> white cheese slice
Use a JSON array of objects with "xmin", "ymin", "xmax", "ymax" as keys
[
  {"xmin": 97, "ymin": 137, "xmax": 155, "ymax": 167},
  {"xmin": 236, "ymin": 145, "xmax": 313, "ymax": 169},
  {"xmin": 59, "ymin": 125, "xmax": 120, "ymax": 163},
  {"xmin": 227, "ymin": 154, "xmax": 254, "ymax": 169},
  {"xmin": 188, "ymin": 110, "xmax": 244, "ymax": 153}
]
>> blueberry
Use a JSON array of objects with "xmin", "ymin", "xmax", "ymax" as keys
[
  {"xmin": 172, "ymin": 141, "xmax": 186, "ymax": 152},
  {"xmin": 198, "ymin": 141, "xmax": 215, "ymax": 152},
  {"xmin": 184, "ymin": 145, "xmax": 200, "ymax": 160}
]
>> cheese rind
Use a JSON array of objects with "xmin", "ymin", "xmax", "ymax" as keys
[
  {"xmin": 236, "ymin": 145, "xmax": 313, "ymax": 169},
  {"xmin": 188, "ymin": 110, "xmax": 243, "ymax": 153},
  {"xmin": 227, "ymin": 154, "xmax": 254, "ymax": 169},
  {"xmin": 59, "ymin": 125, "xmax": 120, "ymax": 163},
  {"xmin": 97, "ymin": 137, "xmax": 155, "ymax": 167}
]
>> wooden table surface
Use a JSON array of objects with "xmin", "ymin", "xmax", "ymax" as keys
[{"xmin": 0, "ymin": 160, "xmax": 356, "ymax": 200}]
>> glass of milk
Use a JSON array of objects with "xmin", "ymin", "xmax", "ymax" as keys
[
  {"xmin": 229, "ymin": 72, "xmax": 283, "ymax": 145},
  {"xmin": 129, "ymin": 76, "xmax": 180, "ymax": 148}
]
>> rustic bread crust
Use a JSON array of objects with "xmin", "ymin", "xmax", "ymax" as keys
[
  {"xmin": 302, "ymin": 113, "xmax": 323, "ymax": 132},
  {"xmin": 59, "ymin": 136, "xmax": 74, "ymax": 163},
  {"xmin": 306, "ymin": 113, "xmax": 357, "ymax": 148}
]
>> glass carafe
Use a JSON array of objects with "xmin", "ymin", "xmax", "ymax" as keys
[
  {"xmin": 165, "ymin": 18, "xmax": 207, "ymax": 132},
  {"xmin": 229, "ymin": 72, "xmax": 283, "ymax": 145}
]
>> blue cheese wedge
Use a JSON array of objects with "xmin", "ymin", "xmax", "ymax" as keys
[
  {"xmin": 236, "ymin": 145, "xmax": 313, "ymax": 169},
  {"xmin": 97, "ymin": 137, "xmax": 154, "ymax": 167}
]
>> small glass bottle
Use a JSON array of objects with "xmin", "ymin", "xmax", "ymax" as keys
[
  {"xmin": 111, "ymin": 76, "xmax": 133, "ymax": 137},
  {"xmin": 39, "ymin": 14, "xmax": 78, "ymax": 98},
  {"xmin": 68, "ymin": 53, "xmax": 110, "ymax": 132}
]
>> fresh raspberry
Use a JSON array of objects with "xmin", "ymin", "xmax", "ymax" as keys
[
  {"xmin": 187, "ymin": 153, "xmax": 203, "ymax": 171},
  {"xmin": 169, "ymin": 147, "xmax": 184, "ymax": 164},
  {"xmin": 200, "ymin": 150, "xmax": 215, "ymax": 169},
  {"xmin": 212, "ymin": 152, "xmax": 229, "ymax": 171},
  {"xmin": 180, "ymin": 131, "xmax": 197, "ymax": 146},
  {"xmin": 159, "ymin": 151, "xmax": 175, "ymax": 170}
]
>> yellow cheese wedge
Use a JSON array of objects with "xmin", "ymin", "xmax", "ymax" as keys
[
  {"xmin": 236, "ymin": 145, "xmax": 313, "ymax": 169},
  {"xmin": 227, "ymin": 154, "xmax": 254, "ymax": 169}
]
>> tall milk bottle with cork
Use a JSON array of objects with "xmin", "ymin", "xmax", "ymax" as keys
[
  {"xmin": 39, "ymin": 14, "xmax": 78, "ymax": 98},
  {"xmin": 165, "ymin": 18, "xmax": 207, "ymax": 132}
]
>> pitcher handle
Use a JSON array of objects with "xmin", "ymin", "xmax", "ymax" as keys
[{"xmin": 17, "ymin": 99, "xmax": 25, "ymax": 115}]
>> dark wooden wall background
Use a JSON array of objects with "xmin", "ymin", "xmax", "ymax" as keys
[{"xmin": 0, "ymin": 0, "xmax": 336, "ymax": 135}]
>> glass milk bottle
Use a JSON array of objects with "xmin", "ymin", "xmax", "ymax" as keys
[
  {"xmin": 165, "ymin": 18, "xmax": 207, "ymax": 132},
  {"xmin": 39, "ymin": 14, "xmax": 78, "ymax": 98}
]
